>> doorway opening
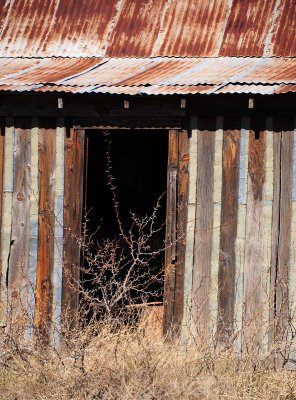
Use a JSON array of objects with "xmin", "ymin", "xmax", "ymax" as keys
[{"xmin": 81, "ymin": 129, "xmax": 168, "ymax": 319}]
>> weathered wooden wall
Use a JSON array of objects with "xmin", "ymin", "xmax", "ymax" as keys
[
  {"xmin": 0, "ymin": 102, "xmax": 295, "ymax": 363},
  {"xmin": 185, "ymin": 115, "xmax": 296, "ymax": 363},
  {"xmin": 0, "ymin": 117, "xmax": 64, "ymax": 340}
]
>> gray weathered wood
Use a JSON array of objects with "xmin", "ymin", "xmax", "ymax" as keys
[
  {"xmin": 35, "ymin": 121, "xmax": 56, "ymax": 340},
  {"xmin": 243, "ymin": 118, "xmax": 266, "ymax": 351},
  {"xmin": 8, "ymin": 119, "xmax": 31, "ymax": 331},
  {"xmin": 192, "ymin": 117, "xmax": 215, "ymax": 336},
  {"xmin": 269, "ymin": 118, "xmax": 294, "ymax": 365},
  {"xmin": 62, "ymin": 128, "xmax": 85, "ymax": 329},
  {"xmin": 217, "ymin": 118, "xmax": 241, "ymax": 344},
  {"xmin": 163, "ymin": 130, "xmax": 178, "ymax": 335},
  {"xmin": 175, "ymin": 129, "xmax": 189, "ymax": 330}
]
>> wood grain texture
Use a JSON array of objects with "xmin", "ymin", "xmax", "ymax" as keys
[
  {"xmin": 163, "ymin": 130, "xmax": 178, "ymax": 335},
  {"xmin": 27, "ymin": 119, "xmax": 39, "ymax": 338},
  {"xmin": 52, "ymin": 119, "xmax": 65, "ymax": 342},
  {"xmin": 234, "ymin": 117, "xmax": 249, "ymax": 352},
  {"xmin": 35, "ymin": 121, "xmax": 56, "ymax": 339},
  {"xmin": 8, "ymin": 119, "xmax": 31, "ymax": 330},
  {"xmin": 243, "ymin": 118, "xmax": 266, "ymax": 351},
  {"xmin": 269, "ymin": 118, "xmax": 294, "ymax": 363},
  {"xmin": 210, "ymin": 117, "xmax": 223, "ymax": 334},
  {"xmin": 0, "ymin": 120, "xmax": 5, "ymax": 320},
  {"xmin": 261, "ymin": 118, "xmax": 273, "ymax": 353},
  {"xmin": 0, "ymin": 119, "xmax": 14, "ymax": 325},
  {"xmin": 217, "ymin": 118, "xmax": 241, "ymax": 344},
  {"xmin": 163, "ymin": 129, "xmax": 189, "ymax": 335},
  {"xmin": 276, "ymin": 120, "xmax": 293, "ymax": 345},
  {"xmin": 182, "ymin": 118, "xmax": 197, "ymax": 333},
  {"xmin": 62, "ymin": 128, "xmax": 85, "ymax": 328},
  {"xmin": 192, "ymin": 117, "xmax": 215, "ymax": 335},
  {"xmin": 175, "ymin": 129, "xmax": 189, "ymax": 330}
]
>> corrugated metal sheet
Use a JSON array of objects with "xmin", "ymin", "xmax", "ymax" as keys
[
  {"xmin": 0, "ymin": 0, "xmax": 295, "ymax": 58},
  {"xmin": 0, "ymin": 58, "xmax": 103, "ymax": 84},
  {"xmin": 0, "ymin": 58, "xmax": 295, "ymax": 93},
  {"xmin": 1, "ymin": 83, "xmax": 295, "ymax": 95}
]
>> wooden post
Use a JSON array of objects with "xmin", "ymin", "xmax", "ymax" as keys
[
  {"xmin": 8, "ymin": 119, "xmax": 31, "ymax": 333},
  {"xmin": 62, "ymin": 128, "xmax": 85, "ymax": 329},
  {"xmin": 243, "ymin": 118, "xmax": 266, "ymax": 352},
  {"xmin": 271, "ymin": 119, "xmax": 293, "ymax": 366},
  {"xmin": 163, "ymin": 129, "xmax": 189, "ymax": 335},
  {"xmin": 192, "ymin": 117, "xmax": 215, "ymax": 337},
  {"xmin": 217, "ymin": 118, "xmax": 241, "ymax": 345},
  {"xmin": 35, "ymin": 121, "xmax": 56, "ymax": 340}
]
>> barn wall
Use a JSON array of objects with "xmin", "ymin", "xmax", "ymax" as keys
[
  {"xmin": 184, "ymin": 115, "xmax": 296, "ymax": 360},
  {"xmin": 0, "ymin": 117, "xmax": 64, "ymax": 339},
  {"xmin": 0, "ymin": 102, "xmax": 295, "ymax": 359}
]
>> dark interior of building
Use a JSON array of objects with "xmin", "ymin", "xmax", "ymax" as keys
[{"xmin": 81, "ymin": 129, "xmax": 168, "ymax": 315}]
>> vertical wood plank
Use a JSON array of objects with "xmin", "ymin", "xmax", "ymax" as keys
[
  {"xmin": 175, "ymin": 129, "xmax": 189, "ymax": 330},
  {"xmin": 270, "ymin": 118, "xmax": 294, "ymax": 364},
  {"xmin": 262, "ymin": 117, "xmax": 273, "ymax": 353},
  {"xmin": 0, "ymin": 119, "xmax": 5, "ymax": 323},
  {"xmin": 192, "ymin": 117, "xmax": 215, "ymax": 336},
  {"xmin": 62, "ymin": 128, "xmax": 85, "ymax": 328},
  {"xmin": 8, "ymin": 119, "xmax": 31, "ymax": 331},
  {"xmin": 276, "ymin": 120, "xmax": 293, "ymax": 346},
  {"xmin": 210, "ymin": 116, "xmax": 223, "ymax": 335},
  {"xmin": 0, "ymin": 119, "xmax": 14, "ymax": 325},
  {"xmin": 234, "ymin": 117, "xmax": 249, "ymax": 352},
  {"xmin": 270, "ymin": 121, "xmax": 281, "ymax": 347},
  {"xmin": 35, "ymin": 121, "xmax": 56, "ymax": 339},
  {"xmin": 288, "ymin": 118, "xmax": 296, "ymax": 367},
  {"xmin": 243, "ymin": 118, "xmax": 266, "ymax": 351},
  {"xmin": 217, "ymin": 117, "xmax": 241, "ymax": 344},
  {"xmin": 182, "ymin": 118, "xmax": 197, "ymax": 334},
  {"xmin": 27, "ymin": 118, "xmax": 39, "ymax": 338},
  {"xmin": 52, "ymin": 118, "xmax": 65, "ymax": 342},
  {"xmin": 163, "ymin": 130, "xmax": 178, "ymax": 334}
]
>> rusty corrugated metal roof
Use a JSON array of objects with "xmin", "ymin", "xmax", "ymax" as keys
[
  {"xmin": 0, "ymin": 57, "xmax": 295, "ymax": 95},
  {"xmin": 2, "ymin": 83, "xmax": 295, "ymax": 95},
  {"xmin": 0, "ymin": 0, "xmax": 295, "ymax": 95},
  {"xmin": 0, "ymin": 0, "xmax": 295, "ymax": 58},
  {"xmin": 1, "ymin": 57, "xmax": 295, "ymax": 85}
]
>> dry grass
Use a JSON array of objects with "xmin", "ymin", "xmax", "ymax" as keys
[{"xmin": 0, "ymin": 319, "xmax": 296, "ymax": 400}]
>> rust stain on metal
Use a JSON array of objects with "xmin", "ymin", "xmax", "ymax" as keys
[
  {"xmin": 157, "ymin": 0, "xmax": 228, "ymax": 57},
  {"xmin": 272, "ymin": 0, "xmax": 296, "ymax": 56},
  {"xmin": 219, "ymin": 0, "xmax": 278, "ymax": 56},
  {"xmin": 106, "ymin": 0, "xmax": 168, "ymax": 57},
  {"xmin": 0, "ymin": 0, "xmax": 295, "ymax": 58}
]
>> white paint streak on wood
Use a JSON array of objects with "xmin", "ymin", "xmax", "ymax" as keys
[
  {"xmin": 0, "ymin": 119, "xmax": 14, "ymax": 325},
  {"xmin": 210, "ymin": 116, "xmax": 223, "ymax": 334},
  {"xmin": 182, "ymin": 117, "xmax": 197, "ymax": 336}
]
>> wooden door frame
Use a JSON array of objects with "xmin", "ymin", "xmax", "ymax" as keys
[{"xmin": 62, "ymin": 126, "xmax": 189, "ymax": 334}]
